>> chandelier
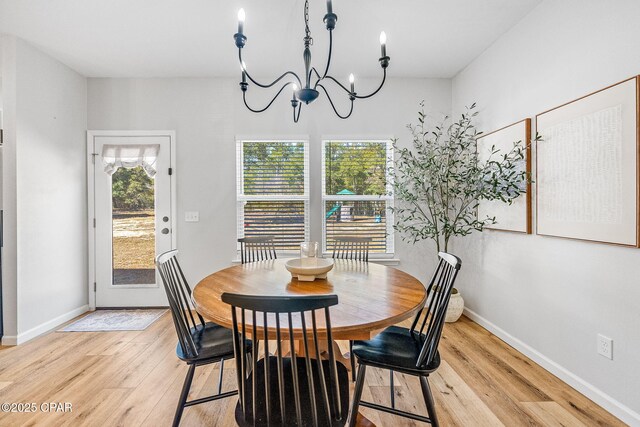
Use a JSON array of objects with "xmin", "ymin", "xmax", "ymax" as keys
[{"xmin": 234, "ymin": 0, "xmax": 390, "ymax": 122}]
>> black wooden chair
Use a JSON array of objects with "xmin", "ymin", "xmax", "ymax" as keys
[
  {"xmin": 238, "ymin": 235, "xmax": 278, "ymax": 264},
  {"xmin": 331, "ymin": 236, "xmax": 371, "ymax": 262},
  {"xmin": 330, "ymin": 235, "xmax": 372, "ymax": 381},
  {"xmin": 156, "ymin": 250, "xmax": 247, "ymax": 427},
  {"xmin": 348, "ymin": 252, "xmax": 462, "ymax": 427},
  {"xmin": 221, "ymin": 293, "xmax": 349, "ymax": 427}
]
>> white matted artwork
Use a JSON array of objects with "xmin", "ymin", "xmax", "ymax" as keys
[
  {"xmin": 536, "ymin": 77, "xmax": 639, "ymax": 246},
  {"xmin": 477, "ymin": 119, "xmax": 532, "ymax": 233}
]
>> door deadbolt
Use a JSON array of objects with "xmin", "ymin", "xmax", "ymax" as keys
[
  {"xmin": 161, "ymin": 228, "xmax": 170, "ymax": 234},
  {"xmin": 162, "ymin": 216, "xmax": 169, "ymax": 222}
]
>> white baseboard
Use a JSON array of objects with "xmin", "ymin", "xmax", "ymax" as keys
[
  {"xmin": 1, "ymin": 335, "xmax": 18, "ymax": 346},
  {"xmin": 463, "ymin": 307, "xmax": 640, "ymax": 426},
  {"xmin": 1, "ymin": 305, "xmax": 89, "ymax": 346}
]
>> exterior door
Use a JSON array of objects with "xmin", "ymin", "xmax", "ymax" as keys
[{"xmin": 90, "ymin": 133, "xmax": 174, "ymax": 307}]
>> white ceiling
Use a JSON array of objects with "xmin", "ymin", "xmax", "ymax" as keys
[{"xmin": 0, "ymin": 0, "xmax": 541, "ymax": 79}]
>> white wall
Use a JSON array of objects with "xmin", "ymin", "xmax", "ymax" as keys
[
  {"xmin": 1, "ymin": 36, "xmax": 18, "ymax": 340},
  {"xmin": 1, "ymin": 36, "xmax": 88, "ymax": 344},
  {"xmin": 452, "ymin": 0, "xmax": 640, "ymax": 423},
  {"xmin": 87, "ymin": 77, "xmax": 451, "ymax": 290}
]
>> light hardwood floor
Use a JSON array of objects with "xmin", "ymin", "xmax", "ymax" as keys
[{"xmin": 0, "ymin": 313, "xmax": 623, "ymax": 426}]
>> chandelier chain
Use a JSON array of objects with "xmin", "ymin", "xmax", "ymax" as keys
[{"xmin": 303, "ymin": 0, "xmax": 313, "ymax": 46}]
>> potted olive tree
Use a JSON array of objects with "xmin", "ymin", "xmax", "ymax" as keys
[{"xmin": 392, "ymin": 102, "xmax": 533, "ymax": 322}]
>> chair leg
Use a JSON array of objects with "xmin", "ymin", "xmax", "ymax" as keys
[
  {"xmin": 419, "ymin": 376, "xmax": 439, "ymax": 427},
  {"xmin": 348, "ymin": 364, "xmax": 367, "ymax": 427},
  {"xmin": 350, "ymin": 340, "xmax": 356, "ymax": 382},
  {"xmin": 173, "ymin": 364, "xmax": 196, "ymax": 427},
  {"xmin": 217, "ymin": 358, "xmax": 225, "ymax": 395},
  {"xmin": 390, "ymin": 370, "xmax": 395, "ymax": 409}
]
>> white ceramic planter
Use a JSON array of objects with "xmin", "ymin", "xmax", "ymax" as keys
[{"xmin": 445, "ymin": 289, "xmax": 464, "ymax": 323}]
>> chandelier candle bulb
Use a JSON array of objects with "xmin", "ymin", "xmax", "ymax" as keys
[
  {"xmin": 349, "ymin": 73, "xmax": 355, "ymax": 93},
  {"xmin": 237, "ymin": 8, "xmax": 245, "ymax": 34},
  {"xmin": 380, "ymin": 31, "xmax": 387, "ymax": 57},
  {"xmin": 291, "ymin": 84, "xmax": 300, "ymax": 109},
  {"xmin": 326, "ymin": 0, "xmax": 333, "ymax": 14}
]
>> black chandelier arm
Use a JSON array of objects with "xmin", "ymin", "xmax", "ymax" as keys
[
  {"xmin": 319, "ymin": 30, "xmax": 334, "ymax": 81},
  {"xmin": 311, "ymin": 30, "xmax": 334, "ymax": 89},
  {"xmin": 293, "ymin": 103, "xmax": 302, "ymax": 123},
  {"xmin": 310, "ymin": 67, "xmax": 322, "ymax": 88},
  {"xmin": 322, "ymin": 75, "xmax": 351, "ymax": 94},
  {"xmin": 353, "ymin": 67, "xmax": 387, "ymax": 99},
  {"xmin": 323, "ymin": 67, "xmax": 387, "ymax": 99},
  {"xmin": 242, "ymin": 82, "xmax": 293, "ymax": 113},
  {"xmin": 317, "ymin": 84, "xmax": 354, "ymax": 119},
  {"xmin": 323, "ymin": 30, "xmax": 333, "ymax": 78},
  {"xmin": 238, "ymin": 50, "xmax": 302, "ymax": 88}
]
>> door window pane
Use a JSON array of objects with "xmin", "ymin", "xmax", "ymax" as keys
[{"xmin": 111, "ymin": 166, "xmax": 156, "ymax": 285}]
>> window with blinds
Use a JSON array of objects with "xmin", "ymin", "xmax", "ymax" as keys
[
  {"xmin": 237, "ymin": 140, "xmax": 309, "ymax": 251},
  {"xmin": 322, "ymin": 140, "xmax": 394, "ymax": 255}
]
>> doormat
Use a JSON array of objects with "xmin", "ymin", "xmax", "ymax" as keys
[{"xmin": 59, "ymin": 309, "xmax": 167, "ymax": 332}]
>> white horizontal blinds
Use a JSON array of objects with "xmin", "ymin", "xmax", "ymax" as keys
[
  {"xmin": 243, "ymin": 201, "xmax": 307, "ymax": 246},
  {"xmin": 243, "ymin": 141, "xmax": 306, "ymax": 195},
  {"xmin": 237, "ymin": 140, "xmax": 309, "ymax": 251},
  {"xmin": 323, "ymin": 140, "xmax": 394, "ymax": 254},
  {"xmin": 324, "ymin": 200, "xmax": 388, "ymax": 252}
]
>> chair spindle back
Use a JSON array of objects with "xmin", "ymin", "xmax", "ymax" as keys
[
  {"xmin": 238, "ymin": 235, "xmax": 278, "ymax": 264},
  {"xmin": 331, "ymin": 236, "xmax": 371, "ymax": 262},
  {"xmin": 409, "ymin": 252, "xmax": 462, "ymax": 368},
  {"xmin": 156, "ymin": 250, "xmax": 205, "ymax": 359},
  {"xmin": 222, "ymin": 293, "xmax": 343, "ymax": 427}
]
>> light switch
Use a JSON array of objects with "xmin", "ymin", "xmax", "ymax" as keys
[{"xmin": 185, "ymin": 211, "xmax": 199, "ymax": 222}]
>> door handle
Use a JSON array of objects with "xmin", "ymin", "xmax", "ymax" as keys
[{"xmin": 161, "ymin": 228, "xmax": 170, "ymax": 235}]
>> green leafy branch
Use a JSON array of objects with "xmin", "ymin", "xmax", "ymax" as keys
[{"xmin": 391, "ymin": 102, "xmax": 539, "ymax": 252}]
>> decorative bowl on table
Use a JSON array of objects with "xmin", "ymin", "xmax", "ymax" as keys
[{"xmin": 285, "ymin": 258, "xmax": 334, "ymax": 281}]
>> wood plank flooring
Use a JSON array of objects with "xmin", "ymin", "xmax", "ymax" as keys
[{"xmin": 0, "ymin": 314, "xmax": 623, "ymax": 426}]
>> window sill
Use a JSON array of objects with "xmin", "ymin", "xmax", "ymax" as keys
[{"xmin": 231, "ymin": 256, "xmax": 400, "ymax": 266}]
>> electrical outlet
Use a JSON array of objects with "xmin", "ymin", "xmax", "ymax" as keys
[
  {"xmin": 597, "ymin": 334, "xmax": 613, "ymax": 360},
  {"xmin": 185, "ymin": 211, "xmax": 199, "ymax": 222}
]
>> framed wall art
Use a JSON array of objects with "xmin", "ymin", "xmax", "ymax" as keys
[
  {"xmin": 536, "ymin": 76, "xmax": 639, "ymax": 246},
  {"xmin": 477, "ymin": 118, "xmax": 532, "ymax": 233}
]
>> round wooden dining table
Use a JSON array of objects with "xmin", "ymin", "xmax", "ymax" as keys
[
  {"xmin": 193, "ymin": 258, "xmax": 426, "ymax": 342},
  {"xmin": 193, "ymin": 259, "xmax": 426, "ymax": 427}
]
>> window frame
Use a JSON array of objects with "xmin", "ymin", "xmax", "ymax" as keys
[
  {"xmin": 236, "ymin": 138, "xmax": 310, "ymax": 254},
  {"xmin": 321, "ymin": 139, "xmax": 395, "ymax": 257}
]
